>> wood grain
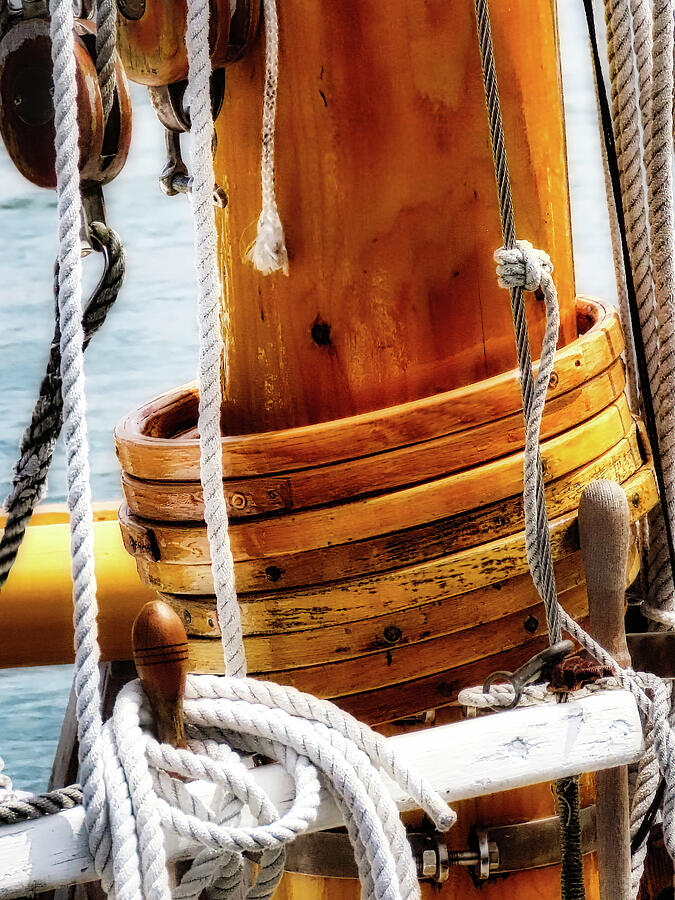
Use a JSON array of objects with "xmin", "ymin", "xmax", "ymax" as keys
[
  {"xmin": 114, "ymin": 299, "xmax": 620, "ymax": 481},
  {"xmin": 119, "ymin": 394, "xmax": 634, "ymax": 573},
  {"xmin": 150, "ymin": 425, "xmax": 643, "ymax": 608},
  {"xmin": 121, "ymin": 357, "xmax": 626, "ymax": 520},
  {"xmin": 211, "ymin": 0, "xmax": 577, "ymax": 431}
]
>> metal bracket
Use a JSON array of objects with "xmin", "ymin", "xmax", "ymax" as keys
[{"xmin": 283, "ymin": 806, "xmax": 596, "ymax": 882}]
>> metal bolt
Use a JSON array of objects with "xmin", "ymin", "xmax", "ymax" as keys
[
  {"xmin": 231, "ymin": 492, "xmax": 248, "ymax": 510},
  {"xmin": 420, "ymin": 850, "xmax": 437, "ymax": 878}
]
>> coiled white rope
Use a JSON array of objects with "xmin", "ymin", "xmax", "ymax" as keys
[
  {"xmin": 47, "ymin": 0, "xmax": 454, "ymax": 896},
  {"xmin": 245, "ymin": 0, "xmax": 288, "ymax": 276}
]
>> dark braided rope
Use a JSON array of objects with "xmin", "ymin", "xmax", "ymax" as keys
[
  {"xmin": 0, "ymin": 784, "xmax": 82, "ymax": 825},
  {"xmin": 0, "ymin": 223, "xmax": 125, "ymax": 590}
]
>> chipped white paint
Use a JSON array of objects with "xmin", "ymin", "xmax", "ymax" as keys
[{"xmin": 0, "ymin": 691, "xmax": 643, "ymax": 898}]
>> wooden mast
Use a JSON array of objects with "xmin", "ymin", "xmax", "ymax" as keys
[{"xmin": 213, "ymin": 0, "xmax": 576, "ymax": 433}]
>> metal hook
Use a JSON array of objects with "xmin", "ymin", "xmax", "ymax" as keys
[{"xmin": 481, "ymin": 640, "xmax": 575, "ymax": 710}]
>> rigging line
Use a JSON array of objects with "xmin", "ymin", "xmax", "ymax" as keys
[
  {"xmin": 0, "ymin": 226, "xmax": 125, "ymax": 591},
  {"xmin": 582, "ymin": 0, "xmax": 675, "ymax": 589},
  {"xmin": 473, "ymin": 0, "xmax": 561, "ymax": 645}
]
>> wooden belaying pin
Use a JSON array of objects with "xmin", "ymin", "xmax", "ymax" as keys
[
  {"xmin": 578, "ymin": 479, "xmax": 632, "ymax": 900},
  {"xmin": 132, "ymin": 600, "xmax": 189, "ymax": 748}
]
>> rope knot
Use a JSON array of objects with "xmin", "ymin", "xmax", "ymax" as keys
[{"xmin": 493, "ymin": 240, "xmax": 553, "ymax": 292}]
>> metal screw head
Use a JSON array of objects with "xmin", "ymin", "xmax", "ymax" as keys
[
  {"xmin": 231, "ymin": 492, "xmax": 248, "ymax": 510},
  {"xmin": 524, "ymin": 615, "xmax": 539, "ymax": 634},
  {"xmin": 383, "ymin": 625, "xmax": 402, "ymax": 644}
]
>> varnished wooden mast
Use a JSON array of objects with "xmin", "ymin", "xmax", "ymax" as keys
[{"xmin": 213, "ymin": 0, "xmax": 576, "ymax": 432}]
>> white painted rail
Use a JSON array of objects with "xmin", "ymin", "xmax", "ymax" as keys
[{"xmin": 0, "ymin": 690, "xmax": 643, "ymax": 898}]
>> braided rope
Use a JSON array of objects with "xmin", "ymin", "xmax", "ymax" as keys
[
  {"xmin": 642, "ymin": 0, "xmax": 675, "ymax": 619},
  {"xmin": 185, "ymin": 0, "xmax": 246, "ymax": 677},
  {"xmin": 0, "ymin": 785, "xmax": 82, "ymax": 825},
  {"xmin": 48, "ymin": 0, "xmax": 115, "ymax": 889},
  {"xmin": 0, "ymin": 225, "xmax": 125, "ymax": 590},
  {"xmin": 245, "ymin": 0, "xmax": 288, "ymax": 276}
]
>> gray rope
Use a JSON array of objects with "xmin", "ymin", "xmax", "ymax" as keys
[
  {"xmin": 95, "ymin": 0, "xmax": 117, "ymax": 121},
  {"xmin": 0, "ymin": 784, "xmax": 82, "ymax": 825},
  {"xmin": 472, "ymin": 0, "xmax": 561, "ymax": 645},
  {"xmin": 0, "ymin": 224, "xmax": 125, "ymax": 590}
]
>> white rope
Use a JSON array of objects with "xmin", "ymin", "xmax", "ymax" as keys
[
  {"xmin": 48, "ymin": 0, "xmax": 115, "ymax": 888},
  {"xmin": 185, "ymin": 0, "xmax": 246, "ymax": 677},
  {"xmin": 245, "ymin": 0, "xmax": 288, "ymax": 276},
  {"xmin": 642, "ymin": 0, "xmax": 675, "ymax": 622},
  {"xmin": 457, "ymin": 678, "xmax": 620, "ymax": 712}
]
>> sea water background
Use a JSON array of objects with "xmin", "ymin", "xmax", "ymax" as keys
[{"xmin": 0, "ymin": 3, "xmax": 619, "ymax": 791}]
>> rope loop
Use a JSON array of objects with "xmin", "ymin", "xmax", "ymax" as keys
[{"xmin": 494, "ymin": 240, "xmax": 553, "ymax": 293}]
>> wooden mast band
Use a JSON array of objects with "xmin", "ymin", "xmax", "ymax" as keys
[
  {"xmin": 120, "ymin": 357, "xmax": 626, "ymax": 521},
  {"xmin": 119, "ymin": 394, "xmax": 634, "ymax": 568},
  {"xmin": 115, "ymin": 299, "xmax": 621, "ymax": 481}
]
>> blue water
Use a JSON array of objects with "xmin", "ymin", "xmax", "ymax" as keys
[{"xmin": 0, "ymin": 4, "xmax": 617, "ymax": 792}]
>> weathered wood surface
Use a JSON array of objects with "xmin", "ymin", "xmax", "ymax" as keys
[
  {"xmin": 131, "ymin": 462, "xmax": 654, "ymax": 618},
  {"xmin": 167, "ymin": 545, "xmax": 639, "ymax": 675},
  {"xmin": 164, "ymin": 549, "xmax": 592, "ymax": 642},
  {"xmin": 114, "ymin": 300, "xmax": 619, "ymax": 481},
  {"xmin": 122, "ymin": 416, "xmax": 642, "ymax": 592},
  {"xmin": 210, "ymin": 0, "xmax": 577, "ymax": 431},
  {"xmin": 0, "ymin": 691, "xmax": 643, "ymax": 899},
  {"xmin": 116, "ymin": 0, "xmax": 231, "ymax": 85},
  {"xmin": 180, "ymin": 542, "xmax": 640, "ymax": 695},
  {"xmin": 185, "ymin": 428, "xmax": 643, "ymax": 594},
  {"xmin": 580, "ymin": 482, "xmax": 632, "ymax": 900},
  {"xmin": 121, "ymin": 358, "xmax": 626, "ymax": 520},
  {"xmin": 120, "ymin": 396, "xmax": 634, "ymax": 573}
]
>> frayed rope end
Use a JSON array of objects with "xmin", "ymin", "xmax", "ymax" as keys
[{"xmin": 246, "ymin": 209, "xmax": 289, "ymax": 276}]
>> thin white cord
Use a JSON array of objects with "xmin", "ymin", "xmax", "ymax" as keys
[{"xmin": 245, "ymin": 0, "xmax": 288, "ymax": 276}]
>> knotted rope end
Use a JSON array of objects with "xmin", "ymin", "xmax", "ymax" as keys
[
  {"xmin": 494, "ymin": 239, "xmax": 553, "ymax": 292},
  {"xmin": 246, "ymin": 208, "xmax": 289, "ymax": 276}
]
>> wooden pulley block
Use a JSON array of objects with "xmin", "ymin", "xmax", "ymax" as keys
[
  {"xmin": 116, "ymin": 0, "xmax": 255, "ymax": 86},
  {"xmin": 0, "ymin": 18, "xmax": 103, "ymax": 189},
  {"xmin": 148, "ymin": 67, "xmax": 225, "ymax": 133},
  {"xmin": 77, "ymin": 20, "xmax": 133, "ymax": 187},
  {"xmin": 0, "ymin": 18, "xmax": 131, "ymax": 189}
]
